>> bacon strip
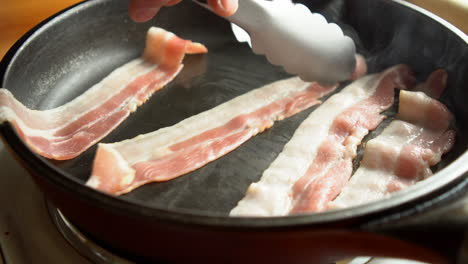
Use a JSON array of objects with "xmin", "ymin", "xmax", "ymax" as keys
[
  {"xmin": 0, "ymin": 27, "xmax": 207, "ymax": 160},
  {"xmin": 87, "ymin": 78, "xmax": 338, "ymax": 195},
  {"xmin": 230, "ymin": 65, "xmax": 415, "ymax": 216},
  {"xmin": 329, "ymin": 70, "xmax": 455, "ymax": 210}
]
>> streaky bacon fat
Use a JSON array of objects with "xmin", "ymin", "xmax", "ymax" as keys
[
  {"xmin": 329, "ymin": 70, "xmax": 455, "ymax": 209},
  {"xmin": 230, "ymin": 64, "xmax": 415, "ymax": 216},
  {"xmin": 0, "ymin": 27, "xmax": 207, "ymax": 160},
  {"xmin": 87, "ymin": 78, "xmax": 338, "ymax": 195}
]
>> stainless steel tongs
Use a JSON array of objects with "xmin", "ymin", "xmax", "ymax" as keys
[{"xmin": 193, "ymin": 0, "xmax": 357, "ymax": 84}]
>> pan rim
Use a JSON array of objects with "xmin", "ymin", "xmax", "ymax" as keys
[{"xmin": 1, "ymin": 0, "xmax": 468, "ymax": 229}]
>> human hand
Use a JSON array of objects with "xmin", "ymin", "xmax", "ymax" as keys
[{"xmin": 129, "ymin": 0, "xmax": 239, "ymax": 22}]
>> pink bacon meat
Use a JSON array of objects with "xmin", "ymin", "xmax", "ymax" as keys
[
  {"xmin": 0, "ymin": 27, "xmax": 207, "ymax": 160},
  {"xmin": 231, "ymin": 64, "xmax": 415, "ymax": 216},
  {"xmin": 329, "ymin": 70, "xmax": 455, "ymax": 209},
  {"xmin": 87, "ymin": 78, "xmax": 338, "ymax": 195}
]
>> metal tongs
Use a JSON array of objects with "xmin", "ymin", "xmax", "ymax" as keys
[{"xmin": 193, "ymin": 0, "xmax": 357, "ymax": 84}]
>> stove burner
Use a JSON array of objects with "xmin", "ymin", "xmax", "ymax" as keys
[{"xmin": 46, "ymin": 201, "xmax": 134, "ymax": 264}]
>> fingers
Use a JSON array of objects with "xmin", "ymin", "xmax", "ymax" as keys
[
  {"xmin": 128, "ymin": 0, "xmax": 166, "ymax": 22},
  {"xmin": 129, "ymin": 0, "xmax": 239, "ymax": 22},
  {"xmin": 207, "ymin": 0, "xmax": 239, "ymax": 17}
]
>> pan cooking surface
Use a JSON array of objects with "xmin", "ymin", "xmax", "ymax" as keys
[{"xmin": 2, "ymin": 0, "xmax": 468, "ymax": 216}]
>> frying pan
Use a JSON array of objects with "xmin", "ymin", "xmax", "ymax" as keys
[{"xmin": 1, "ymin": 0, "xmax": 468, "ymax": 263}]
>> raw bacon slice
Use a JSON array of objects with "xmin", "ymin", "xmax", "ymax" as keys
[
  {"xmin": 230, "ymin": 65, "xmax": 415, "ymax": 216},
  {"xmin": 329, "ymin": 70, "xmax": 455, "ymax": 210},
  {"xmin": 87, "ymin": 78, "xmax": 338, "ymax": 195},
  {"xmin": 0, "ymin": 27, "xmax": 207, "ymax": 160}
]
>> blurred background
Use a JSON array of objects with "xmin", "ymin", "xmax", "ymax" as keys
[
  {"xmin": 0, "ymin": 0, "xmax": 82, "ymax": 58},
  {"xmin": 0, "ymin": 0, "xmax": 467, "ymax": 59}
]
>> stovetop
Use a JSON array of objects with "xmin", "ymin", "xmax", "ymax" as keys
[{"xmin": 0, "ymin": 141, "xmax": 93, "ymax": 263}]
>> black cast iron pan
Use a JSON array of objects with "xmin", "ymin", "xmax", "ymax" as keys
[{"xmin": 1, "ymin": 0, "xmax": 468, "ymax": 263}]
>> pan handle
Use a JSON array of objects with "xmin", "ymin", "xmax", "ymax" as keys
[{"xmin": 362, "ymin": 177, "xmax": 468, "ymax": 264}]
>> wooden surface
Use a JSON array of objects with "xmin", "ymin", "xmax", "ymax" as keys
[
  {"xmin": 0, "ymin": 0, "xmax": 83, "ymax": 59},
  {"xmin": 408, "ymin": 0, "xmax": 468, "ymax": 34}
]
